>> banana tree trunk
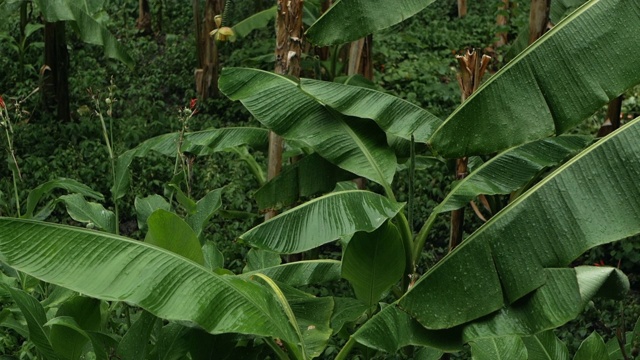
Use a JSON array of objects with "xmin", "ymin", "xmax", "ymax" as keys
[
  {"xmin": 136, "ymin": 0, "xmax": 152, "ymax": 34},
  {"xmin": 458, "ymin": 0, "xmax": 467, "ymax": 17},
  {"xmin": 598, "ymin": 96, "xmax": 623, "ymax": 137},
  {"xmin": 265, "ymin": 0, "xmax": 303, "ymax": 220},
  {"xmin": 43, "ymin": 21, "xmax": 70, "ymax": 122},
  {"xmin": 194, "ymin": 0, "xmax": 224, "ymax": 99},
  {"xmin": 529, "ymin": 0, "xmax": 551, "ymax": 44},
  {"xmin": 495, "ymin": 0, "xmax": 509, "ymax": 47}
]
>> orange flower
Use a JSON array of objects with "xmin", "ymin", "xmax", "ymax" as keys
[{"xmin": 190, "ymin": 98, "xmax": 197, "ymax": 110}]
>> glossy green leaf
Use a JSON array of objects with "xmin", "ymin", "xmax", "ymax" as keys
[
  {"xmin": 255, "ymin": 153, "xmax": 356, "ymax": 211},
  {"xmin": 24, "ymin": 178, "xmax": 103, "ymax": 219},
  {"xmin": 58, "ymin": 194, "xmax": 116, "ymax": 233},
  {"xmin": 330, "ymin": 297, "xmax": 368, "ymax": 335},
  {"xmin": 342, "ymin": 222, "xmax": 405, "ymax": 307},
  {"xmin": 433, "ymin": 135, "xmax": 592, "ymax": 214},
  {"xmin": 402, "ymin": 118, "xmax": 640, "ymax": 329},
  {"xmin": 49, "ymin": 296, "xmax": 103, "ymax": 360},
  {"xmin": 305, "ymin": 0, "xmax": 437, "ymax": 46},
  {"xmin": 573, "ymin": 332, "xmax": 609, "ymax": 360},
  {"xmin": 186, "ymin": 188, "xmax": 224, "ymax": 237},
  {"xmin": 1, "ymin": 285, "xmax": 57, "ymax": 359},
  {"xmin": 145, "ymin": 209, "xmax": 205, "ymax": 265},
  {"xmin": 156, "ymin": 323, "xmax": 191, "ymax": 360},
  {"xmin": 522, "ymin": 331, "xmax": 569, "ymax": 360},
  {"xmin": 231, "ymin": 6, "xmax": 275, "ymax": 38},
  {"xmin": 300, "ymin": 78, "xmax": 442, "ymax": 142},
  {"xmin": 202, "ymin": 242, "xmax": 225, "ymax": 271},
  {"xmin": 219, "ymin": 68, "xmax": 397, "ymax": 188},
  {"xmin": 430, "ymin": 0, "xmax": 640, "ymax": 157},
  {"xmin": 242, "ymin": 260, "xmax": 342, "ymax": 287},
  {"xmin": 35, "ymin": 0, "xmax": 133, "ymax": 66},
  {"xmin": 46, "ymin": 317, "xmax": 109, "ymax": 360},
  {"xmin": 240, "ymin": 190, "xmax": 404, "ymax": 253},
  {"xmin": 135, "ymin": 194, "xmax": 170, "ymax": 232},
  {"xmin": 0, "ymin": 218, "xmax": 299, "ymax": 343},
  {"xmin": 112, "ymin": 127, "xmax": 268, "ymax": 200},
  {"xmin": 117, "ymin": 311, "xmax": 157, "ymax": 360},
  {"xmin": 243, "ymin": 248, "xmax": 281, "ymax": 273},
  {"xmin": 470, "ymin": 336, "xmax": 527, "ymax": 360}
]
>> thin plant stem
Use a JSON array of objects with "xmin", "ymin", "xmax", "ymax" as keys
[
  {"xmin": 265, "ymin": 338, "xmax": 291, "ymax": 360},
  {"xmin": 334, "ymin": 336, "xmax": 356, "ymax": 360},
  {"xmin": 2, "ymin": 102, "xmax": 22, "ymax": 217},
  {"xmin": 408, "ymin": 135, "xmax": 415, "ymax": 232},
  {"xmin": 412, "ymin": 212, "xmax": 438, "ymax": 270},
  {"xmin": 95, "ymin": 102, "xmax": 119, "ymax": 234},
  {"xmin": 395, "ymin": 212, "xmax": 414, "ymax": 291}
]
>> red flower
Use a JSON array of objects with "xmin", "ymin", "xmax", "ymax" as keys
[
  {"xmin": 594, "ymin": 260, "xmax": 605, "ymax": 266},
  {"xmin": 0, "ymin": 95, "xmax": 5, "ymax": 109},
  {"xmin": 190, "ymin": 98, "xmax": 197, "ymax": 110}
]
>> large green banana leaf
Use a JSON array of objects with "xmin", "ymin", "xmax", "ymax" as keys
[
  {"xmin": 219, "ymin": 68, "xmax": 397, "ymax": 188},
  {"xmin": 522, "ymin": 331, "xmax": 570, "ymax": 360},
  {"xmin": 352, "ymin": 117, "xmax": 640, "ymax": 351},
  {"xmin": 299, "ymin": 78, "xmax": 443, "ymax": 142},
  {"xmin": 112, "ymin": 127, "xmax": 268, "ymax": 200},
  {"xmin": 430, "ymin": 0, "xmax": 640, "ymax": 158},
  {"xmin": 239, "ymin": 190, "xmax": 404, "ymax": 253},
  {"xmin": 305, "ymin": 0, "xmax": 437, "ymax": 46},
  {"xmin": 34, "ymin": 0, "xmax": 133, "ymax": 67},
  {"xmin": 231, "ymin": 6, "xmax": 276, "ymax": 39},
  {"xmin": 0, "ymin": 219, "xmax": 299, "ymax": 344},
  {"xmin": 432, "ymin": 135, "xmax": 591, "ymax": 214},
  {"xmin": 241, "ymin": 260, "xmax": 342, "ymax": 287},
  {"xmin": 470, "ymin": 336, "xmax": 527, "ymax": 360}
]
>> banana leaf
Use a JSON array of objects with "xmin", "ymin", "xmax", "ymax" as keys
[
  {"xmin": 430, "ymin": 0, "xmax": 640, "ymax": 157},
  {"xmin": 239, "ymin": 190, "xmax": 404, "ymax": 253},
  {"xmin": 231, "ymin": 6, "xmax": 276, "ymax": 39},
  {"xmin": 219, "ymin": 68, "xmax": 397, "ymax": 189},
  {"xmin": 241, "ymin": 260, "xmax": 342, "ymax": 287},
  {"xmin": 0, "ymin": 219, "xmax": 300, "ymax": 345},
  {"xmin": 305, "ymin": 0, "xmax": 437, "ymax": 46},
  {"xmin": 470, "ymin": 336, "xmax": 527, "ymax": 360},
  {"xmin": 522, "ymin": 331, "xmax": 570, "ymax": 360}
]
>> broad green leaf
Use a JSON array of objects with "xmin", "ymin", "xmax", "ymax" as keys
[
  {"xmin": 305, "ymin": 0, "xmax": 437, "ymax": 46},
  {"xmin": 239, "ymin": 190, "xmax": 404, "ymax": 253},
  {"xmin": 156, "ymin": 323, "xmax": 191, "ymax": 360},
  {"xmin": 186, "ymin": 188, "xmax": 224, "ymax": 237},
  {"xmin": 35, "ymin": 0, "xmax": 133, "ymax": 66},
  {"xmin": 300, "ymin": 78, "xmax": 442, "ymax": 142},
  {"xmin": 433, "ymin": 135, "xmax": 592, "ymax": 213},
  {"xmin": 145, "ymin": 209, "xmax": 205, "ymax": 265},
  {"xmin": 59, "ymin": 194, "xmax": 116, "ymax": 233},
  {"xmin": 202, "ymin": 242, "xmax": 225, "ymax": 271},
  {"xmin": 255, "ymin": 153, "xmax": 355, "ymax": 211},
  {"xmin": 342, "ymin": 222, "xmax": 405, "ymax": 307},
  {"xmin": 430, "ymin": 0, "xmax": 640, "ymax": 157},
  {"xmin": 112, "ymin": 127, "xmax": 268, "ymax": 200},
  {"xmin": 522, "ymin": 331, "xmax": 569, "ymax": 360},
  {"xmin": 24, "ymin": 178, "xmax": 103, "ymax": 219},
  {"xmin": 330, "ymin": 297, "xmax": 368, "ymax": 335},
  {"xmin": 0, "ymin": 218, "xmax": 299, "ymax": 343},
  {"xmin": 135, "ymin": 194, "xmax": 170, "ymax": 231},
  {"xmin": 242, "ymin": 260, "xmax": 342, "ymax": 287},
  {"xmin": 470, "ymin": 336, "xmax": 527, "ymax": 360},
  {"xmin": 219, "ymin": 68, "xmax": 397, "ymax": 188},
  {"xmin": 243, "ymin": 248, "xmax": 281, "ymax": 273},
  {"xmin": 1, "ymin": 285, "xmax": 57, "ymax": 359},
  {"xmin": 231, "ymin": 6, "xmax": 275, "ymax": 38},
  {"xmin": 401, "ymin": 117, "xmax": 640, "ymax": 329},
  {"xmin": 49, "ymin": 296, "xmax": 102, "ymax": 360},
  {"xmin": 117, "ymin": 311, "xmax": 157, "ymax": 360},
  {"xmin": 414, "ymin": 347, "xmax": 445, "ymax": 360},
  {"xmin": 573, "ymin": 332, "xmax": 609, "ymax": 360}
]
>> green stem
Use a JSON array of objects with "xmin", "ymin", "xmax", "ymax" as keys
[
  {"xmin": 335, "ymin": 337, "xmax": 356, "ymax": 360},
  {"xmin": 12, "ymin": 172, "xmax": 20, "ymax": 217},
  {"xmin": 408, "ymin": 135, "xmax": 415, "ymax": 232},
  {"xmin": 265, "ymin": 338, "xmax": 291, "ymax": 360},
  {"xmin": 396, "ymin": 212, "xmax": 414, "ymax": 290},
  {"xmin": 412, "ymin": 212, "xmax": 438, "ymax": 269},
  {"xmin": 97, "ymin": 110, "xmax": 119, "ymax": 234}
]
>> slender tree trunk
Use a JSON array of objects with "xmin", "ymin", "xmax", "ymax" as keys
[
  {"xmin": 450, "ymin": 50, "xmax": 491, "ymax": 251},
  {"xmin": 598, "ymin": 96, "xmax": 623, "ymax": 137},
  {"xmin": 136, "ymin": 0, "xmax": 153, "ymax": 34},
  {"xmin": 265, "ymin": 0, "xmax": 303, "ymax": 221},
  {"xmin": 458, "ymin": 0, "xmax": 467, "ymax": 17},
  {"xmin": 43, "ymin": 21, "xmax": 70, "ymax": 122},
  {"xmin": 529, "ymin": 0, "xmax": 551, "ymax": 44},
  {"xmin": 495, "ymin": 0, "xmax": 509, "ymax": 47},
  {"xmin": 195, "ymin": 0, "xmax": 224, "ymax": 99}
]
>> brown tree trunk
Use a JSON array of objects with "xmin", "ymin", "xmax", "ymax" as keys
[
  {"xmin": 495, "ymin": 0, "xmax": 509, "ymax": 47},
  {"xmin": 43, "ymin": 21, "xmax": 70, "ymax": 122},
  {"xmin": 529, "ymin": 0, "xmax": 551, "ymax": 44},
  {"xmin": 195, "ymin": 0, "xmax": 224, "ymax": 99},
  {"xmin": 458, "ymin": 0, "xmax": 467, "ymax": 17},
  {"xmin": 598, "ymin": 96, "xmax": 623, "ymax": 137},
  {"xmin": 265, "ymin": 0, "xmax": 303, "ymax": 221},
  {"xmin": 136, "ymin": 0, "xmax": 153, "ymax": 34},
  {"xmin": 450, "ymin": 50, "xmax": 491, "ymax": 251}
]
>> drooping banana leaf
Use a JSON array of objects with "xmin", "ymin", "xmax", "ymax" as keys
[
  {"xmin": 430, "ymin": 0, "xmax": 640, "ymax": 158},
  {"xmin": 112, "ymin": 127, "xmax": 268, "ymax": 200},
  {"xmin": 470, "ymin": 336, "xmax": 527, "ymax": 360},
  {"xmin": 34, "ymin": 0, "xmax": 133, "ymax": 67},
  {"xmin": 300, "ymin": 78, "xmax": 443, "ymax": 142},
  {"xmin": 305, "ymin": 0, "xmax": 437, "ymax": 46},
  {"xmin": 231, "ymin": 6, "xmax": 276, "ymax": 39},
  {"xmin": 254, "ymin": 153, "xmax": 356, "ymax": 211},
  {"xmin": 24, "ymin": 178, "xmax": 104, "ymax": 219},
  {"xmin": 352, "ymin": 117, "xmax": 640, "ymax": 351},
  {"xmin": 219, "ymin": 68, "xmax": 397, "ymax": 189},
  {"xmin": 432, "ymin": 135, "xmax": 592, "ymax": 214},
  {"xmin": 241, "ymin": 260, "xmax": 342, "ymax": 287},
  {"xmin": 239, "ymin": 190, "xmax": 404, "ymax": 253},
  {"xmin": 0, "ymin": 219, "xmax": 300, "ymax": 345}
]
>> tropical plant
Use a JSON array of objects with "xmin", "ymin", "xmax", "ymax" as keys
[{"xmin": 2, "ymin": 0, "xmax": 640, "ymax": 359}]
